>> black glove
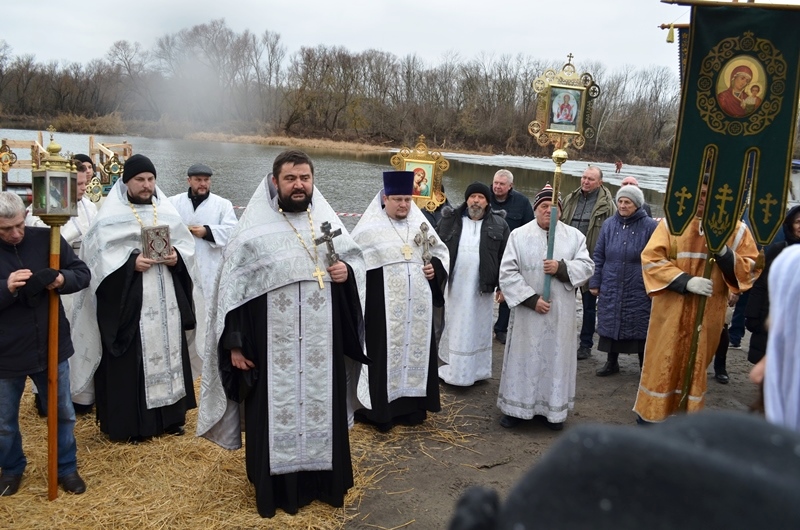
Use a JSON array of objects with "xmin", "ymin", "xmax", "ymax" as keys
[{"xmin": 16, "ymin": 268, "xmax": 59, "ymax": 308}]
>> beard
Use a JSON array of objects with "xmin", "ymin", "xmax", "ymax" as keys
[
  {"xmin": 277, "ymin": 189, "xmax": 313, "ymax": 212},
  {"xmin": 128, "ymin": 192, "xmax": 153, "ymax": 205},
  {"xmin": 467, "ymin": 205, "xmax": 485, "ymax": 220}
]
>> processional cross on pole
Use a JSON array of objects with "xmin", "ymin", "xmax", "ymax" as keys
[
  {"xmin": 413, "ymin": 223, "xmax": 437, "ymax": 264},
  {"xmin": 527, "ymin": 53, "xmax": 600, "ymax": 300},
  {"xmin": 314, "ymin": 221, "xmax": 342, "ymax": 288}
]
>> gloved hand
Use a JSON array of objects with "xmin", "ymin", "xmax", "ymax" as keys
[{"xmin": 686, "ymin": 276, "xmax": 713, "ymax": 297}]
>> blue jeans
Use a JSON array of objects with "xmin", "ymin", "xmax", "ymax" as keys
[
  {"xmin": 0, "ymin": 360, "xmax": 77, "ymax": 477},
  {"xmin": 494, "ymin": 301, "xmax": 510, "ymax": 334},
  {"xmin": 580, "ymin": 290, "xmax": 597, "ymax": 349}
]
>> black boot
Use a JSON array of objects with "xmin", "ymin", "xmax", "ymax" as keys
[
  {"xmin": 596, "ymin": 353, "xmax": 619, "ymax": 376},
  {"xmin": 714, "ymin": 324, "xmax": 729, "ymax": 384}
]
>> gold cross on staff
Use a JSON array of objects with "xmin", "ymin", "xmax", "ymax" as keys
[
  {"xmin": 759, "ymin": 192, "xmax": 778, "ymax": 224},
  {"xmin": 401, "ymin": 244, "xmax": 413, "ymax": 260},
  {"xmin": 674, "ymin": 186, "xmax": 693, "ymax": 216},
  {"xmin": 714, "ymin": 184, "xmax": 734, "ymax": 217},
  {"xmin": 312, "ymin": 265, "xmax": 326, "ymax": 289}
]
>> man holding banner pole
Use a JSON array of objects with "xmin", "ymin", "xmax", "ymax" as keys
[
  {"xmin": 635, "ymin": 0, "xmax": 800, "ymax": 422},
  {"xmin": 633, "ymin": 176, "xmax": 758, "ymax": 423}
]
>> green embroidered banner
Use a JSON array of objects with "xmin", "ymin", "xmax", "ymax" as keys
[{"xmin": 665, "ymin": 5, "xmax": 800, "ymax": 250}]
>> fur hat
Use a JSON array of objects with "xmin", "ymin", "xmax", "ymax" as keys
[
  {"xmin": 122, "ymin": 154, "xmax": 157, "ymax": 183},
  {"xmin": 616, "ymin": 185, "xmax": 645, "ymax": 209}
]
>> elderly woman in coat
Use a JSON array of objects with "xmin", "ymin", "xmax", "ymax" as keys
[{"xmin": 588, "ymin": 185, "xmax": 658, "ymax": 376}]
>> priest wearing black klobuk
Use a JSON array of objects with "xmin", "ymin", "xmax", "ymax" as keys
[
  {"xmin": 350, "ymin": 171, "xmax": 448, "ymax": 431},
  {"xmin": 196, "ymin": 150, "xmax": 368, "ymax": 518},
  {"xmin": 69, "ymin": 154, "xmax": 205, "ymax": 442}
]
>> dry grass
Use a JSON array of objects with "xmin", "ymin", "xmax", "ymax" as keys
[
  {"xmin": 0, "ymin": 382, "xmax": 472, "ymax": 529},
  {"xmin": 185, "ymin": 133, "xmax": 391, "ymax": 153}
]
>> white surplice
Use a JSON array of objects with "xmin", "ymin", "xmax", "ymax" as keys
[
  {"xmin": 765, "ymin": 245, "xmax": 800, "ymax": 432},
  {"xmin": 351, "ymin": 192, "xmax": 449, "ymax": 408},
  {"xmin": 168, "ymin": 192, "xmax": 237, "ymax": 302},
  {"xmin": 438, "ymin": 218, "xmax": 494, "ymax": 386},
  {"xmin": 497, "ymin": 220, "xmax": 593, "ymax": 423}
]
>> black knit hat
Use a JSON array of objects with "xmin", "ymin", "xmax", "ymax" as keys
[
  {"xmin": 122, "ymin": 154, "xmax": 157, "ymax": 183},
  {"xmin": 464, "ymin": 181, "xmax": 491, "ymax": 202},
  {"xmin": 72, "ymin": 153, "xmax": 94, "ymax": 172}
]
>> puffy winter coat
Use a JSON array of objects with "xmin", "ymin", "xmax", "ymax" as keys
[{"xmin": 589, "ymin": 208, "xmax": 658, "ymax": 341}]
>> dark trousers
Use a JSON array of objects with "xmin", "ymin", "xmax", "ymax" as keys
[
  {"xmin": 728, "ymin": 291, "xmax": 749, "ymax": 345},
  {"xmin": 580, "ymin": 290, "xmax": 597, "ymax": 349},
  {"xmin": 494, "ymin": 301, "xmax": 510, "ymax": 334},
  {"xmin": 714, "ymin": 324, "xmax": 729, "ymax": 373}
]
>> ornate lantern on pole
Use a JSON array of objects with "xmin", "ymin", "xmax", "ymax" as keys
[{"xmin": 30, "ymin": 127, "xmax": 78, "ymax": 500}]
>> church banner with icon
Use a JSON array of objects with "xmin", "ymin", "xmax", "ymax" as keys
[{"xmin": 665, "ymin": 5, "xmax": 800, "ymax": 251}]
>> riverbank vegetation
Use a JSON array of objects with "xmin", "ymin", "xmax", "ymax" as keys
[{"xmin": 2, "ymin": 21, "xmax": 797, "ymax": 165}]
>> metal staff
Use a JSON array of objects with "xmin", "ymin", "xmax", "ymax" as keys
[{"xmin": 542, "ymin": 143, "xmax": 568, "ymax": 301}]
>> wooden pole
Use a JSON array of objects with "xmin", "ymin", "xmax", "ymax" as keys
[
  {"xmin": 46, "ymin": 225, "xmax": 62, "ymax": 500},
  {"xmin": 678, "ymin": 255, "xmax": 715, "ymax": 411}
]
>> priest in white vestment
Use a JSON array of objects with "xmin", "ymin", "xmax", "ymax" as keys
[
  {"xmin": 437, "ymin": 182, "xmax": 510, "ymax": 386},
  {"xmin": 763, "ymin": 245, "xmax": 800, "ymax": 432},
  {"xmin": 497, "ymin": 184, "xmax": 594, "ymax": 430},
  {"xmin": 168, "ymin": 163, "xmax": 237, "ymax": 303},
  {"xmin": 196, "ymin": 150, "xmax": 368, "ymax": 518},
  {"xmin": 351, "ymin": 171, "xmax": 449, "ymax": 431},
  {"xmin": 69, "ymin": 154, "xmax": 204, "ymax": 442}
]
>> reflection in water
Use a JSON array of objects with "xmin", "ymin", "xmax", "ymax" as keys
[{"xmin": 0, "ymin": 129, "xmax": 666, "ymax": 228}]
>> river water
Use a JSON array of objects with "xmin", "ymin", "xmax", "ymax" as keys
[{"xmin": 2, "ymin": 128, "xmax": 671, "ymax": 229}]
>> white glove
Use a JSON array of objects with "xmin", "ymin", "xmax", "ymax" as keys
[{"xmin": 686, "ymin": 277, "xmax": 713, "ymax": 297}]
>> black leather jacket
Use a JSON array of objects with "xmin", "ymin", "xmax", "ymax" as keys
[{"xmin": 437, "ymin": 204, "xmax": 509, "ymax": 293}]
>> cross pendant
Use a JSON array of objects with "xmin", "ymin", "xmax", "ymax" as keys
[
  {"xmin": 312, "ymin": 265, "xmax": 326, "ymax": 289},
  {"xmin": 401, "ymin": 244, "xmax": 413, "ymax": 260}
]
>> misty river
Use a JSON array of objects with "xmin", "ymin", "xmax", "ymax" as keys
[{"xmin": 2, "ymin": 128, "xmax": 670, "ymax": 230}]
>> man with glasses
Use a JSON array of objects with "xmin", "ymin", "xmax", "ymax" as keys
[{"xmin": 351, "ymin": 171, "xmax": 449, "ymax": 432}]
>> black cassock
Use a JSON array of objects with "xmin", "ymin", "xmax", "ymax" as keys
[
  {"xmin": 94, "ymin": 253, "xmax": 197, "ymax": 441},
  {"xmin": 356, "ymin": 258, "xmax": 447, "ymax": 430},
  {"xmin": 218, "ymin": 265, "xmax": 366, "ymax": 518}
]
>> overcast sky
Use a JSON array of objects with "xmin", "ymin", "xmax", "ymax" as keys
[{"xmin": 2, "ymin": 1, "xmax": 794, "ymax": 76}]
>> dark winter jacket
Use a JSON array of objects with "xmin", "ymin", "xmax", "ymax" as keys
[
  {"xmin": 0, "ymin": 227, "xmax": 91, "ymax": 377},
  {"xmin": 562, "ymin": 185, "xmax": 616, "ymax": 293},
  {"xmin": 437, "ymin": 204, "xmax": 509, "ymax": 293},
  {"xmin": 744, "ymin": 204, "xmax": 800, "ymax": 363},
  {"xmin": 490, "ymin": 189, "xmax": 534, "ymax": 232},
  {"xmin": 589, "ymin": 208, "xmax": 658, "ymax": 341}
]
